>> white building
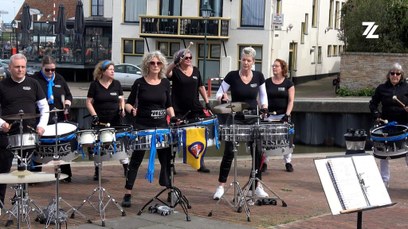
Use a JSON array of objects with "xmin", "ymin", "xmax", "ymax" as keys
[{"xmin": 86, "ymin": 0, "xmax": 345, "ymax": 84}]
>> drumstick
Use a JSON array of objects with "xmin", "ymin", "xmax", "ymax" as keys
[
  {"xmin": 378, "ymin": 118, "xmax": 388, "ymax": 124},
  {"xmin": 185, "ymin": 42, "xmax": 194, "ymax": 53},
  {"xmin": 392, "ymin": 96, "xmax": 406, "ymax": 108},
  {"xmin": 97, "ymin": 122, "xmax": 110, "ymax": 127},
  {"xmin": 61, "ymin": 94, "xmax": 68, "ymax": 121}
]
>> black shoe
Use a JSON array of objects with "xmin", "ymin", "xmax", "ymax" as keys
[
  {"xmin": 122, "ymin": 164, "xmax": 128, "ymax": 177},
  {"xmin": 285, "ymin": 163, "xmax": 294, "ymax": 172},
  {"xmin": 261, "ymin": 163, "xmax": 267, "ymax": 173},
  {"xmin": 121, "ymin": 194, "xmax": 131, "ymax": 208},
  {"xmin": 93, "ymin": 167, "xmax": 99, "ymax": 181},
  {"xmin": 197, "ymin": 166, "xmax": 210, "ymax": 173},
  {"xmin": 62, "ymin": 177, "xmax": 72, "ymax": 183}
]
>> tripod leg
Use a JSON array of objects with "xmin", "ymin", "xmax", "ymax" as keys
[{"xmin": 255, "ymin": 179, "xmax": 287, "ymax": 207}]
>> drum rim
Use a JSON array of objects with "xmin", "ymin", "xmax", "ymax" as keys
[{"xmin": 43, "ymin": 122, "xmax": 78, "ymax": 137}]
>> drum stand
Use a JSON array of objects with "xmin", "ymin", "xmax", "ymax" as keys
[
  {"xmin": 241, "ymin": 124, "xmax": 287, "ymax": 207},
  {"xmin": 75, "ymin": 142, "xmax": 126, "ymax": 227},
  {"xmin": 208, "ymin": 111, "xmax": 250, "ymax": 221},
  {"xmin": 5, "ymin": 113, "xmax": 45, "ymax": 228},
  {"xmin": 44, "ymin": 110, "xmax": 89, "ymax": 229},
  {"xmin": 137, "ymin": 129, "xmax": 191, "ymax": 221}
]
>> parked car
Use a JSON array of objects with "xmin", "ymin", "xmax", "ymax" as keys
[{"xmin": 114, "ymin": 63, "xmax": 142, "ymax": 90}]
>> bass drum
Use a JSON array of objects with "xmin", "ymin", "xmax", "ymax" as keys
[{"xmin": 370, "ymin": 123, "xmax": 408, "ymax": 159}]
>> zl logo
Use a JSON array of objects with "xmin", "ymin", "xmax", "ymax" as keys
[
  {"xmin": 188, "ymin": 142, "xmax": 204, "ymax": 158},
  {"xmin": 362, "ymin": 22, "xmax": 379, "ymax": 39}
]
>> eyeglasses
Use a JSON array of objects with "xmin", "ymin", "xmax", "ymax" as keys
[
  {"xmin": 272, "ymin": 65, "xmax": 281, "ymax": 68},
  {"xmin": 149, "ymin": 61, "xmax": 163, "ymax": 66},
  {"xmin": 184, "ymin": 56, "xmax": 193, "ymax": 60},
  {"xmin": 390, "ymin": 72, "xmax": 402, "ymax": 76},
  {"xmin": 44, "ymin": 68, "xmax": 56, "ymax": 72}
]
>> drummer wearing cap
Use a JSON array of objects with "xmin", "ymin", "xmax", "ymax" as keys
[
  {"xmin": 369, "ymin": 62, "xmax": 408, "ymax": 188},
  {"xmin": 0, "ymin": 53, "xmax": 49, "ymax": 207},
  {"xmin": 213, "ymin": 47, "xmax": 269, "ymax": 200}
]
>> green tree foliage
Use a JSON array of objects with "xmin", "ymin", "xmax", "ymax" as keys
[{"xmin": 341, "ymin": 0, "xmax": 408, "ymax": 52}]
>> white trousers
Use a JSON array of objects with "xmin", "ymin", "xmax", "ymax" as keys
[{"xmin": 380, "ymin": 154, "xmax": 408, "ymax": 183}]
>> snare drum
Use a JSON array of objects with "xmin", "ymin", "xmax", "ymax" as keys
[
  {"xmin": 220, "ymin": 125, "xmax": 253, "ymax": 142},
  {"xmin": 34, "ymin": 122, "xmax": 78, "ymax": 163},
  {"xmin": 259, "ymin": 122, "xmax": 295, "ymax": 156},
  {"xmin": 77, "ymin": 129, "xmax": 98, "ymax": 146},
  {"xmin": 131, "ymin": 128, "xmax": 172, "ymax": 151},
  {"xmin": 96, "ymin": 140, "xmax": 129, "ymax": 161},
  {"xmin": 8, "ymin": 132, "xmax": 38, "ymax": 150},
  {"xmin": 370, "ymin": 123, "xmax": 408, "ymax": 159},
  {"xmin": 98, "ymin": 128, "xmax": 116, "ymax": 144}
]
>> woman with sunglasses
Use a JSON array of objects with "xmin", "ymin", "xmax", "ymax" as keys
[
  {"xmin": 213, "ymin": 47, "xmax": 269, "ymax": 200},
  {"xmin": 86, "ymin": 60, "xmax": 127, "ymax": 180},
  {"xmin": 166, "ymin": 48, "xmax": 212, "ymax": 173},
  {"xmin": 31, "ymin": 55, "xmax": 73, "ymax": 182},
  {"xmin": 121, "ymin": 51, "xmax": 176, "ymax": 207},
  {"xmin": 369, "ymin": 63, "xmax": 408, "ymax": 188}
]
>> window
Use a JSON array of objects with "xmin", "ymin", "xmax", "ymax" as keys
[
  {"xmin": 275, "ymin": 0, "xmax": 282, "ymax": 15},
  {"xmin": 312, "ymin": 0, "xmax": 318, "ymax": 28},
  {"xmin": 160, "ymin": 0, "xmax": 182, "ymax": 16},
  {"xmin": 200, "ymin": 0, "xmax": 223, "ymax": 17},
  {"xmin": 241, "ymin": 0, "xmax": 265, "ymax": 27},
  {"xmin": 311, "ymin": 46, "xmax": 316, "ymax": 64},
  {"xmin": 333, "ymin": 45, "xmax": 338, "ymax": 56},
  {"xmin": 335, "ymin": 1, "xmax": 340, "ymax": 29},
  {"xmin": 91, "ymin": 0, "xmax": 104, "ymax": 16},
  {"xmin": 198, "ymin": 43, "xmax": 221, "ymax": 81},
  {"xmin": 158, "ymin": 41, "xmax": 180, "ymax": 58},
  {"xmin": 238, "ymin": 45, "xmax": 263, "ymax": 71},
  {"xmin": 327, "ymin": 45, "xmax": 332, "ymax": 57},
  {"xmin": 328, "ymin": 0, "xmax": 334, "ymax": 28},
  {"xmin": 122, "ymin": 39, "xmax": 144, "ymax": 64},
  {"xmin": 304, "ymin": 14, "xmax": 309, "ymax": 35},
  {"xmin": 288, "ymin": 42, "xmax": 297, "ymax": 76},
  {"xmin": 125, "ymin": 0, "xmax": 147, "ymax": 23},
  {"xmin": 318, "ymin": 46, "xmax": 322, "ymax": 63},
  {"xmin": 300, "ymin": 22, "xmax": 305, "ymax": 44}
]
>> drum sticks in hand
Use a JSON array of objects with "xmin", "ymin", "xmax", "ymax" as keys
[{"xmin": 392, "ymin": 95, "xmax": 406, "ymax": 108}]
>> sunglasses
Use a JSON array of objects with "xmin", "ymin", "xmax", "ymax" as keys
[
  {"xmin": 149, "ymin": 61, "xmax": 163, "ymax": 66},
  {"xmin": 183, "ymin": 56, "xmax": 193, "ymax": 60},
  {"xmin": 44, "ymin": 68, "xmax": 56, "ymax": 72},
  {"xmin": 390, "ymin": 72, "xmax": 401, "ymax": 76}
]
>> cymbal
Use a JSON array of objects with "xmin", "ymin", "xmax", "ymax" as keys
[
  {"xmin": 1, "ymin": 113, "xmax": 40, "ymax": 120},
  {"xmin": 0, "ymin": 170, "xmax": 68, "ymax": 184},
  {"xmin": 36, "ymin": 160, "xmax": 73, "ymax": 167},
  {"xmin": 213, "ymin": 102, "xmax": 250, "ymax": 114},
  {"xmin": 47, "ymin": 108, "xmax": 64, "ymax": 113}
]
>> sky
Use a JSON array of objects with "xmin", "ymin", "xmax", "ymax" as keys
[{"xmin": 0, "ymin": 0, "xmax": 24, "ymax": 23}]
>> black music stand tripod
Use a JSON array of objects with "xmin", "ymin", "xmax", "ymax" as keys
[
  {"xmin": 74, "ymin": 132, "xmax": 126, "ymax": 227},
  {"xmin": 137, "ymin": 127, "xmax": 191, "ymax": 221},
  {"xmin": 208, "ymin": 109, "xmax": 251, "ymax": 222}
]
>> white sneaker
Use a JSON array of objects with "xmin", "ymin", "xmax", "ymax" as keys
[
  {"xmin": 383, "ymin": 181, "xmax": 389, "ymax": 188},
  {"xmin": 213, "ymin": 186, "xmax": 224, "ymax": 200},
  {"xmin": 255, "ymin": 185, "xmax": 269, "ymax": 198}
]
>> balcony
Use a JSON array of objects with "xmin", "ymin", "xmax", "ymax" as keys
[{"xmin": 139, "ymin": 16, "xmax": 230, "ymax": 40}]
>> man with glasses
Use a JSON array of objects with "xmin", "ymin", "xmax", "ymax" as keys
[{"xmin": 369, "ymin": 63, "xmax": 408, "ymax": 188}]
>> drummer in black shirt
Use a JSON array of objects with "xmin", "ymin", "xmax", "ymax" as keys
[
  {"xmin": 32, "ymin": 55, "xmax": 73, "ymax": 181},
  {"xmin": 121, "ymin": 51, "xmax": 176, "ymax": 208},
  {"xmin": 166, "ymin": 48, "xmax": 212, "ymax": 173},
  {"xmin": 0, "ymin": 54, "xmax": 50, "ymax": 207},
  {"xmin": 86, "ymin": 60, "xmax": 127, "ymax": 180}
]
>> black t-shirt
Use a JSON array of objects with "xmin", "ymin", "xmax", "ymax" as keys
[
  {"xmin": 0, "ymin": 77, "xmax": 46, "ymax": 133},
  {"xmin": 127, "ymin": 77, "xmax": 172, "ymax": 128},
  {"xmin": 170, "ymin": 66, "xmax": 204, "ymax": 116},
  {"xmin": 265, "ymin": 77, "xmax": 294, "ymax": 114},
  {"xmin": 87, "ymin": 80, "xmax": 123, "ymax": 124},
  {"xmin": 32, "ymin": 72, "xmax": 73, "ymax": 122},
  {"xmin": 224, "ymin": 70, "xmax": 265, "ymax": 110}
]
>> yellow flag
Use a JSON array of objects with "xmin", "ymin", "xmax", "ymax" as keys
[{"xmin": 182, "ymin": 127, "xmax": 207, "ymax": 169}]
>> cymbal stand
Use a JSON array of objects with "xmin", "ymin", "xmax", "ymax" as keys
[
  {"xmin": 241, "ymin": 113, "xmax": 287, "ymax": 208},
  {"xmin": 208, "ymin": 111, "xmax": 250, "ymax": 221},
  {"xmin": 75, "ymin": 140, "xmax": 125, "ymax": 227},
  {"xmin": 137, "ymin": 126, "xmax": 191, "ymax": 221},
  {"xmin": 45, "ymin": 111, "xmax": 89, "ymax": 228}
]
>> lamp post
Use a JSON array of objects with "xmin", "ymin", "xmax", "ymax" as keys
[
  {"xmin": 201, "ymin": 2, "xmax": 212, "ymax": 82},
  {"xmin": 11, "ymin": 20, "xmax": 18, "ymax": 54}
]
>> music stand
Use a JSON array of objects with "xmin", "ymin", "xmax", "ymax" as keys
[
  {"xmin": 137, "ymin": 126, "xmax": 191, "ymax": 221},
  {"xmin": 208, "ymin": 104, "xmax": 250, "ymax": 221},
  {"xmin": 75, "ymin": 130, "xmax": 126, "ymax": 227}
]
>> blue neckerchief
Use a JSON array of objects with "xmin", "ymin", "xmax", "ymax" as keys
[{"xmin": 41, "ymin": 70, "xmax": 55, "ymax": 104}]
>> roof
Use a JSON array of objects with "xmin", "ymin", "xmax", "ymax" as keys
[{"xmin": 14, "ymin": 0, "xmax": 76, "ymax": 23}]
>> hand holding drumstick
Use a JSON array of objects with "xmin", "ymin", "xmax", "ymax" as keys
[{"xmin": 392, "ymin": 95, "xmax": 408, "ymax": 112}]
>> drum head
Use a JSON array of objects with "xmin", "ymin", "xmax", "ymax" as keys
[{"xmin": 43, "ymin": 123, "xmax": 77, "ymax": 137}]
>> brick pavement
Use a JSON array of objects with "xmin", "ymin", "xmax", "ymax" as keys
[{"xmin": 0, "ymin": 153, "xmax": 407, "ymax": 229}]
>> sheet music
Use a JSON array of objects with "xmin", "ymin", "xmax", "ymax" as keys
[
  {"xmin": 352, "ymin": 156, "xmax": 391, "ymax": 207},
  {"xmin": 327, "ymin": 158, "xmax": 368, "ymax": 210}
]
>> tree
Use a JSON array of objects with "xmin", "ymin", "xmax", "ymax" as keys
[{"xmin": 341, "ymin": 0, "xmax": 408, "ymax": 53}]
